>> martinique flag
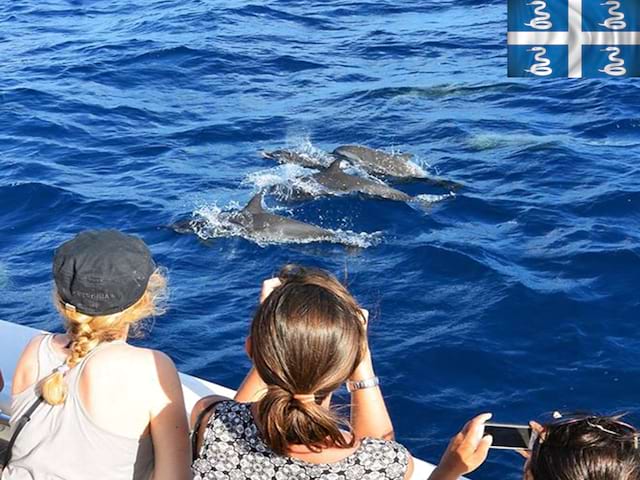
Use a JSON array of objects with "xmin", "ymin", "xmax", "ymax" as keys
[{"xmin": 508, "ymin": 0, "xmax": 640, "ymax": 77}]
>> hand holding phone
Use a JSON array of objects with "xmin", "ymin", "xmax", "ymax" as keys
[{"xmin": 430, "ymin": 413, "xmax": 493, "ymax": 480}]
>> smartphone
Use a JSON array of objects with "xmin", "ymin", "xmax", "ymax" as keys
[{"xmin": 484, "ymin": 423, "xmax": 532, "ymax": 450}]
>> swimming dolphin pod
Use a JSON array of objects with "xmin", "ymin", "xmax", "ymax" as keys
[
  {"xmin": 175, "ymin": 143, "xmax": 458, "ymax": 247},
  {"xmin": 305, "ymin": 160, "xmax": 431, "ymax": 203},
  {"xmin": 261, "ymin": 144, "xmax": 462, "ymax": 190},
  {"xmin": 261, "ymin": 145, "xmax": 421, "ymax": 178},
  {"xmin": 173, "ymin": 192, "xmax": 351, "ymax": 245}
]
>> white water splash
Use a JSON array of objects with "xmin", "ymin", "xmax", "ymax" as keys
[
  {"xmin": 329, "ymin": 230, "xmax": 383, "ymax": 249},
  {"xmin": 189, "ymin": 202, "xmax": 246, "ymax": 239},
  {"xmin": 408, "ymin": 156, "xmax": 434, "ymax": 177},
  {"xmin": 244, "ymin": 160, "xmax": 398, "ymax": 201},
  {"xmin": 242, "ymin": 164, "xmax": 326, "ymax": 200},
  {"xmin": 408, "ymin": 192, "xmax": 456, "ymax": 212},
  {"xmin": 245, "ymin": 228, "xmax": 382, "ymax": 249},
  {"xmin": 406, "ymin": 160, "xmax": 429, "ymax": 178},
  {"xmin": 413, "ymin": 192, "xmax": 456, "ymax": 204},
  {"xmin": 284, "ymin": 134, "xmax": 334, "ymax": 166}
]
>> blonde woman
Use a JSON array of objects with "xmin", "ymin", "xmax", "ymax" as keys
[
  {"xmin": 192, "ymin": 265, "xmax": 414, "ymax": 479},
  {"xmin": 2, "ymin": 230, "xmax": 191, "ymax": 480}
]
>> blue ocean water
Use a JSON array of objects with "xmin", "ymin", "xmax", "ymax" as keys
[{"xmin": 1, "ymin": 1, "xmax": 639, "ymax": 478}]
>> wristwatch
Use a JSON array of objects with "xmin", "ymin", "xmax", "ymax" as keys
[{"xmin": 346, "ymin": 376, "xmax": 380, "ymax": 393}]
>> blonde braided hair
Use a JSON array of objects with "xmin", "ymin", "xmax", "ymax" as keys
[{"xmin": 39, "ymin": 269, "xmax": 167, "ymax": 405}]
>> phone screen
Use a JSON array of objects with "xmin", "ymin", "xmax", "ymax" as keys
[{"xmin": 484, "ymin": 423, "xmax": 532, "ymax": 450}]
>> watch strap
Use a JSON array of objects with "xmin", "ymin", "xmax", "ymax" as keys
[{"xmin": 346, "ymin": 376, "xmax": 380, "ymax": 393}]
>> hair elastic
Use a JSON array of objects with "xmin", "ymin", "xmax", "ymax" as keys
[
  {"xmin": 61, "ymin": 300, "xmax": 77, "ymax": 313},
  {"xmin": 292, "ymin": 393, "xmax": 316, "ymax": 404}
]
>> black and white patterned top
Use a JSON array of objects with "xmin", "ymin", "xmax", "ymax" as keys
[{"xmin": 192, "ymin": 400, "xmax": 410, "ymax": 480}]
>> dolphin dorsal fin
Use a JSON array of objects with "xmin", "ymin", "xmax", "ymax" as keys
[
  {"xmin": 244, "ymin": 192, "xmax": 265, "ymax": 213},
  {"xmin": 327, "ymin": 159, "xmax": 342, "ymax": 172}
]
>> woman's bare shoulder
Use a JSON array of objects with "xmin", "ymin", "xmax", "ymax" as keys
[
  {"xmin": 12, "ymin": 334, "xmax": 48, "ymax": 395},
  {"xmin": 86, "ymin": 343, "xmax": 179, "ymax": 383},
  {"xmin": 80, "ymin": 344, "xmax": 184, "ymax": 426}
]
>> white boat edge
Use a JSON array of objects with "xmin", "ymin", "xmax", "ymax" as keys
[{"xmin": 0, "ymin": 319, "xmax": 466, "ymax": 479}]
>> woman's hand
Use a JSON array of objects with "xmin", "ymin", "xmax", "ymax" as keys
[
  {"xmin": 260, "ymin": 277, "xmax": 282, "ymax": 303},
  {"xmin": 429, "ymin": 413, "xmax": 493, "ymax": 480},
  {"xmin": 516, "ymin": 420, "xmax": 544, "ymax": 459}
]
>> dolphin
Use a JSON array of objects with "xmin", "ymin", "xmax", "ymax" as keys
[
  {"xmin": 307, "ymin": 160, "xmax": 413, "ymax": 202},
  {"xmin": 332, "ymin": 145, "xmax": 463, "ymax": 190},
  {"xmin": 260, "ymin": 150, "xmax": 327, "ymax": 169},
  {"xmin": 228, "ymin": 193, "xmax": 338, "ymax": 242},
  {"xmin": 173, "ymin": 193, "xmax": 343, "ymax": 245},
  {"xmin": 332, "ymin": 145, "xmax": 422, "ymax": 177}
]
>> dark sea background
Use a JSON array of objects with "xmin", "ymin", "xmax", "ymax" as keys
[{"xmin": 1, "ymin": 1, "xmax": 639, "ymax": 478}]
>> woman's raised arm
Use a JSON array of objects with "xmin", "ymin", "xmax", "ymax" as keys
[{"xmin": 349, "ymin": 309, "xmax": 395, "ymax": 441}]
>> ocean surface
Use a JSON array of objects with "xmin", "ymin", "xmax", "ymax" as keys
[{"xmin": 1, "ymin": 1, "xmax": 639, "ymax": 478}]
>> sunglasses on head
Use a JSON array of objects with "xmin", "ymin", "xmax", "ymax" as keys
[{"xmin": 529, "ymin": 412, "xmax": 639, "ymax": 451}]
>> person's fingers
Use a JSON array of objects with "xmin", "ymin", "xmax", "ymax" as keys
[
  {"xmin": 260, "ymin": 277, "xmax": 282, "ymax": 302},
  {"xmin": 530, "ymin": 421, "xmax": 544, "ymax": 434},
  {"xmin": 463, "ymin": 413, "xmax": 493, "ymax": 436},
  {"xmin": 516, "ymin": 448, "xmax": 530, "ymax": 459},
  {"xmin": 471, "ymin": 435, "xmax": 492, "ymax": 466},
  {"xmin": 359, "ymin": 308, "xmax": 369, "ymax": 324},
  {"xmin": 470, "ymin": 413, "xmax": 492, "ymax": 444}
]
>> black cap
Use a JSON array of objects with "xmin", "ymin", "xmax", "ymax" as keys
[{"xmin": 53, "ymin": 230, "xmax": 156, "ymax": 316}]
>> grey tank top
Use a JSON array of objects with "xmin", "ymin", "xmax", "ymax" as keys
[{"xmin": 2, "ymin": 334, "xmax": 154, "ymax": 480}]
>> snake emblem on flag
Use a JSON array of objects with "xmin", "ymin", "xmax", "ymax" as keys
[{"xmin": 508, "ymin": 0, "xmax": 640, "ymax": 77}]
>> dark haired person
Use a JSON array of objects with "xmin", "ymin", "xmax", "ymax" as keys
[
  {"xmin": 192, "ymin": 265, "xmax": 414, "ymax": 479},
  {"xmin": 429, "ymin": 413, "xmax": 640, "ymax": 480},
  {"xmin": 0, "ymin": 370, "xmax": 4, "ymax": 393},
  {"xmin": 525, "ymin": 414, "xmax": 640, "ymax": 480},
  {"xmin": 3, "ymin": 230, "xmax": 191, "ymax": 480}
]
